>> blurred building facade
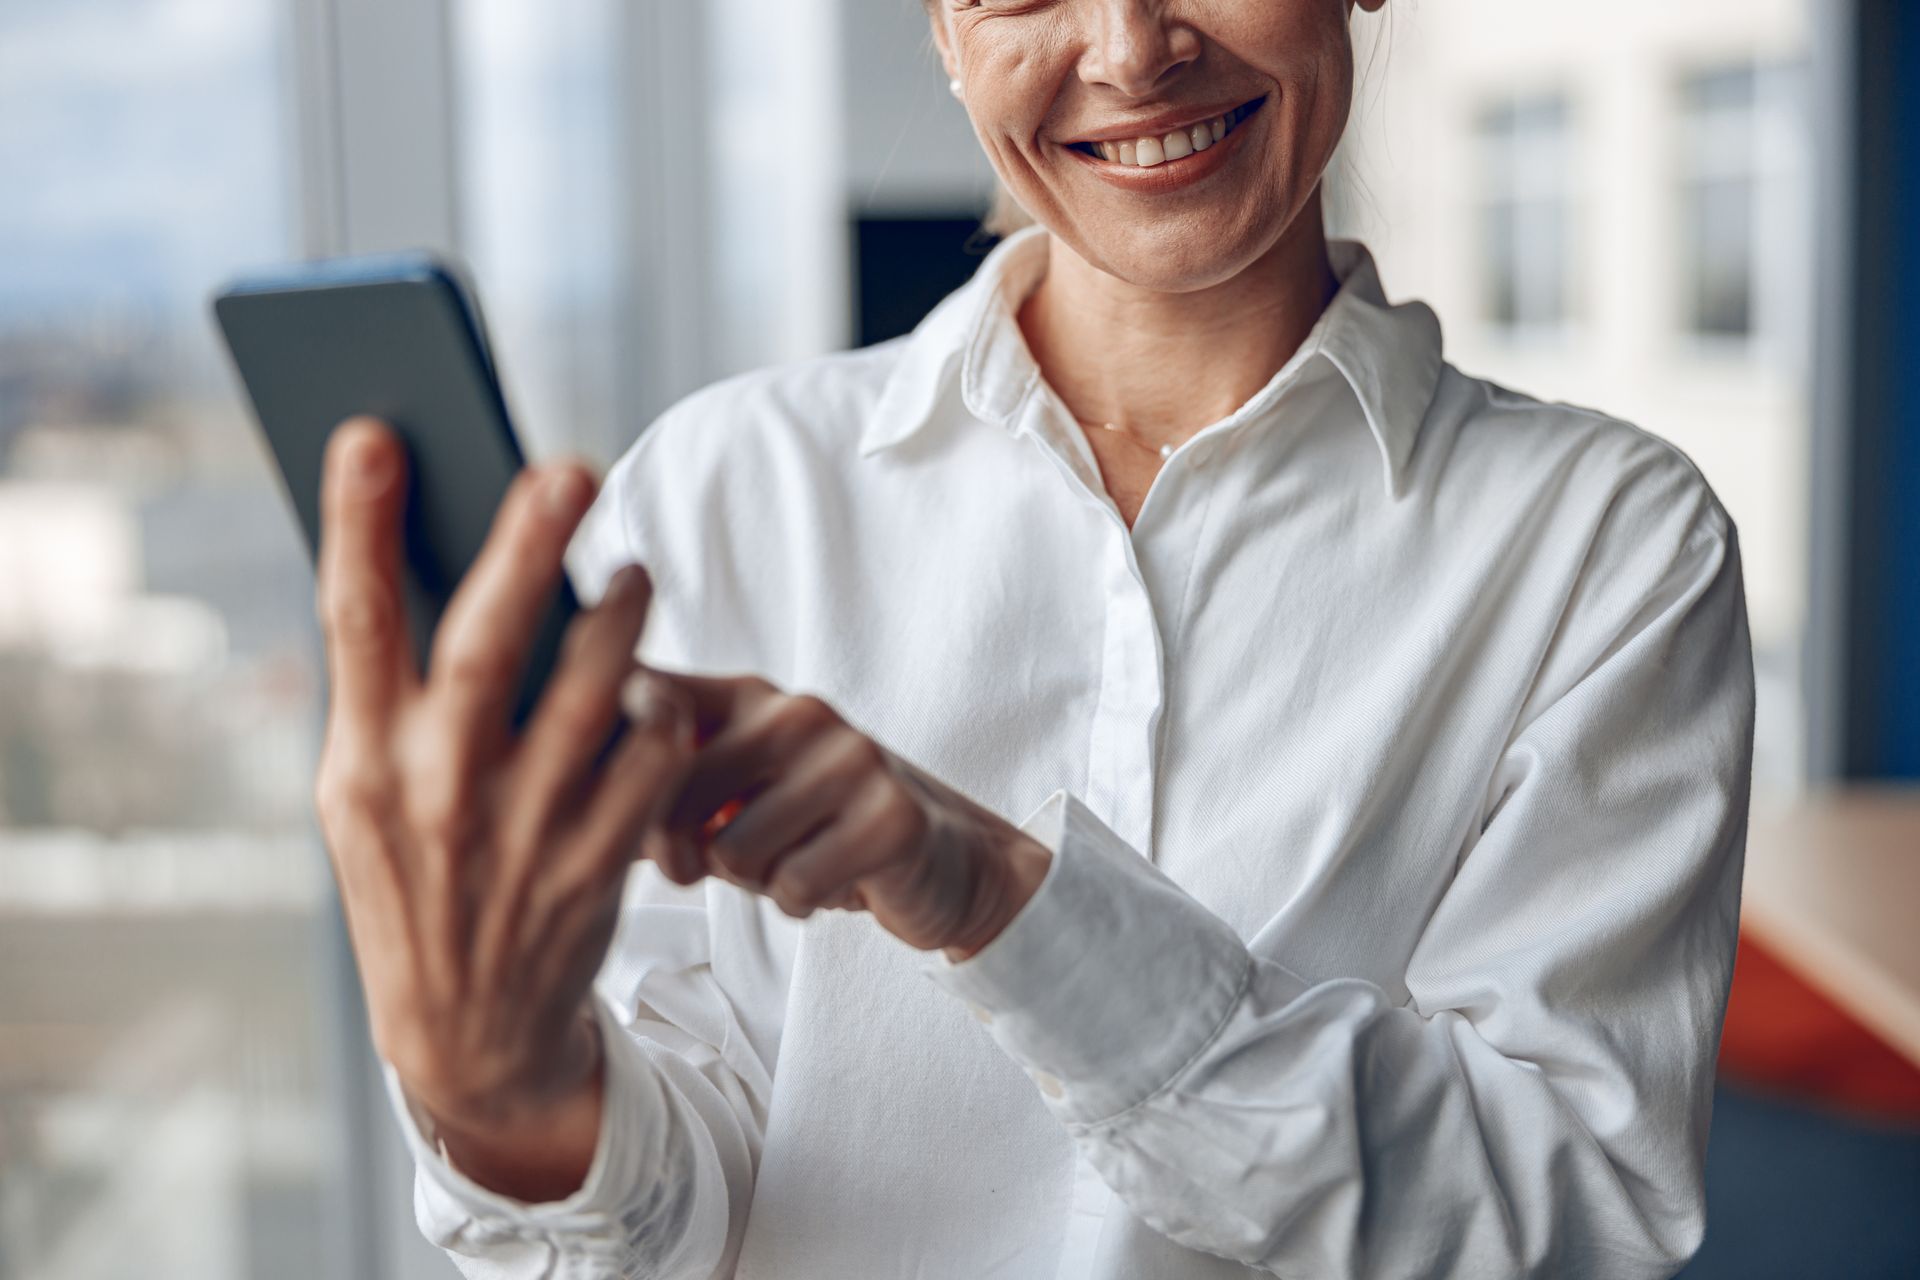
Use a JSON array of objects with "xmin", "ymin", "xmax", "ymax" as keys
[{"xmin": 0, "ymin": 4, "xmax": 340, "ymax": 1277}]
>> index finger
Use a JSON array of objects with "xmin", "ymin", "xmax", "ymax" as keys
[
  {"xmin": 316, "ymin": 417, "xmax": 420, "ymax": 734},
  {"xmin": 648, "ymin": 672, "xmax": 779, "ymax": 743}
]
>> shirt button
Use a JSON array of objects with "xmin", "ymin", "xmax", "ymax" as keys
[
  {"xmin": 968, "ymin": 1003, "xmax": 994, "ymax": 1025},
  {"xmin": 1032, "ymin": 1071, "xmax": 1064, "ymax": 1099}
]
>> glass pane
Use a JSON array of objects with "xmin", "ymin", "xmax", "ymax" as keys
[
  {"xmin": 1337, "ymin": 5, "xmax": 1815, "ymax": 799},
  {"xmin": 1678, "ymin": 63, "xmax": 1797, "ymax": 342},
  {"xmin": 1476, "ymin": 95, "xmax": 1573, "ymax": 334},
  {"xmin": 1687, "ymin": 64, "xmax": 1760, "ymax": 115},
  {"xmin": 0, "ymin": 3, "xmax": 343, "ymax": 1277},
  {"xmin": 455, "ymin": 1, "xmax": 849, "ymax": 473},
  {"xmin": 454, "ymin": 0, "xmax": 626, "ymax": 466},
  {"xmin": 1688, "ymin": 176, "xmax": 1757, "ymax": 335}
]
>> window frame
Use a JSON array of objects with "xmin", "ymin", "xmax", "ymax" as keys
[{"xmin": 286, "ymin": 3, "xmax": 469, "ymax": 1275}]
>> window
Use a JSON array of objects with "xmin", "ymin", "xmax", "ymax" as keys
[
  {"xmin": 456, "ymin": 0, "xmax": 629, "ymax": 466},
  {"xmin": 1477, "ymin": 95, "xmax": 1574, "ymax": 336},
  {"xmin": 0, "ymin": 2, "xmax": 346, "ymax": 1276},
  {"xmin": 1678, "ymin": 62, "xmax": 1809, "ymax": 349},
  {"xmin": 1682, "ymin": 68, "xmax": 1761, "ymax": 337},
  {"xmin": 454, "ymin": 0, "xmax": 849, "ymax": 477}
]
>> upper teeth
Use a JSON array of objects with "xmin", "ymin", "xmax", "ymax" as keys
[{"xmin": 1091, "ymin": 103, "xmax": 1253, "ymax": 168}]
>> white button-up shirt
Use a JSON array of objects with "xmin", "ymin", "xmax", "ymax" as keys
[{"xmin": 386, "ymin": 227, "xmax": 1754, "ymax": 1279}]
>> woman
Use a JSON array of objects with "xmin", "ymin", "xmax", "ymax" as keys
[{"xmin": 313, "ymin": 1, "xmax": 1753, "ymax": 1275}]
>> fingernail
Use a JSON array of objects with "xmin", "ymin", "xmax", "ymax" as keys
[
  {"xmin": 344, "ymin": 424, "xmax": 393, "ymax": 494},
  {"xmin": 543, "ymin": 467, "xmax": 591, "ymax": 517},
  {"xmin": 607, "ymin": 563, "xmax": 649, "ymax": 603},
  {"xmin": 621, "ymin": 673, "xmax": 688, "ymax": 743}
]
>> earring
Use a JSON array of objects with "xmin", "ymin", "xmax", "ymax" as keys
[{"xmin": 949, "ymin": 77, "xmax": 964, "ymax": 99}]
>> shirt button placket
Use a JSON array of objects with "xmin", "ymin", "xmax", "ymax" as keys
[{"xmin": 1086, "ymin": 532, "xmax": 1164, "ymax": 856}]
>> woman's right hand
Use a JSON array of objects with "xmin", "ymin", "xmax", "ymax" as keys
[{"xmin": 310, "ymin": 417, "xmax": 694, "ymax": 1199}]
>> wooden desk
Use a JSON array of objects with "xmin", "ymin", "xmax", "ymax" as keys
[{"xmin": 1740, "ymin": 787, "xmax": 1920, "ymax": 1068}]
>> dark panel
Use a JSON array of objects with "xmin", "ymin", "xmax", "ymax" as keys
[
  {"xmin": 1681, "ymin": 1085, "xmax": 1920, "ymax": 1278},
  {"xmin": 852, "ymin": 214, "xmax": 998, "ymax": 348},
  {"xmin": 1842, "ymin": 2, "xmax": 1920, "ymax": 777}
]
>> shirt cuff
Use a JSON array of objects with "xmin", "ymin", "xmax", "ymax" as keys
[
  {"xmin": 382, "ymin": 986, "xmax": 660, "ymax": 1229},
  {"xmin": 922, "ymin": 789, "xmax": 1269, "ymax": 1127}
]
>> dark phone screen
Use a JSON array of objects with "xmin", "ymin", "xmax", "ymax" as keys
[{"xmin": 212, "ymin": 259, "xmax": 576, "ymax": 726}]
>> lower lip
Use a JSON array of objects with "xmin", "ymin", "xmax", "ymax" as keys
[{"xmin": 1066, "ymin": 103, "xmax": 1264, "ymax": 195}]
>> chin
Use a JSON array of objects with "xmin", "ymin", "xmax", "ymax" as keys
[{"xmin": 1057, "ymin": 195, "xmax": 1295, "ymax": 295}]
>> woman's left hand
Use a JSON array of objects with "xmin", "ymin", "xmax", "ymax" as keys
[{"xmin": 625, "ymin": 672, "xmax": 1050, "ymax": 959}]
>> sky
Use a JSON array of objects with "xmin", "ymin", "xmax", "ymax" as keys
[{"xmin": 0, "ymin": 0, "xmax": 293, "ymax": 327}]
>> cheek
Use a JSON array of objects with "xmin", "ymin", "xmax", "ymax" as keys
[
  {"xmin": 953, "ymin": 22, "xmax": 1073, "ymax": 167},
  {"xmin": 1243, "ymin": 13, "xmax": 1356, "ymax": 181}
]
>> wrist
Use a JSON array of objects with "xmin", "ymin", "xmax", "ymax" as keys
[
  {"xmin": 413, "ymin": 1010, "xmax": 608, "ymax": 1203},
  {"xmin": 944, "ymin": 829, "xmax": 1051, "ymax": 963}
]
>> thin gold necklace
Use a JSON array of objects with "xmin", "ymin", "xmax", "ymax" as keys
[{"xmin": 1074, "ymin": 416, "xmax": 1174, "ymax": 459}]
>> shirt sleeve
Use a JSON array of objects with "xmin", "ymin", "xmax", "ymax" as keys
[
  {"xmin": 384, "ymin": 879, "xmax": 773, "ymax": 1279},
  {"xmin": 924, "ymin": 512, "xmax": 1754, "ymax": 1278}
]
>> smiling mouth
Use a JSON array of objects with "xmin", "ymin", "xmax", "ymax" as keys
[{"xmin": 1067, "ymin": 97, "xmax": 1266, "ymax": 169}]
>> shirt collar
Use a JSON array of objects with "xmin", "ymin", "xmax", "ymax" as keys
[{"xmin": 860, "ymin": 226, "xmax": 1444, "ymax": 500}]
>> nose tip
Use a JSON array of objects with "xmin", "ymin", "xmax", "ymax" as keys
[{"xmin": 1084, "ymin": 9, "xmax": 1201, "ymax": 98}]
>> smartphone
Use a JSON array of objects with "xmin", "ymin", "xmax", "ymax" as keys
[{"xmin": 211, "ymin": 252, "xmax": 575, "ymax": 727}]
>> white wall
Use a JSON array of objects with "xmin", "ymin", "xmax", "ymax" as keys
[{"xmin": 838, "ymin": 0, "xmax": 995, "ymax": 212}]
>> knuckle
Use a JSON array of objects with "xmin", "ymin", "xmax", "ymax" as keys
[
  {"xmin": 544, "ymin": 684, "xmax": 611, "ymax": 745},
  {"xmin": 640, "ymin": 830, "xmax": 692, "ymax": 883},
  {"xmin": 657, "ymin": 848, "xmax": 703, "ymax": 886},
  {"xmin": 776, "ymin": 863, "xmax": 830, "ymax": 909},
  {"xmin": 841, "ymin": 731, "xmax": 889, "ymax": 774},
  {"xmin": 437, "ymin": 643, "xmax": 517, "ymax": 700},
  {"xmin": 874, "ymin": 783, "xmax": 928, "ymax": 847},
  {"xmin": 708, "ymin": 833, "xmax": 757, "ymax": 877},
  {"xmin": 314, "ymin": 756, "xmax": 391, "ymax": 827},
  {"xmin": 627, "ymin": 732, "xmax": 692, "ymax": 787},
  {"xmin": 767, "ymin": 876, "xmax": 817, "ymax": 918},
  {"xmin": 399, "ymin": 762, "xmax": 477, "ymax": 855},
  {"xmin": 659, "ymin": 860, "xmax": 700, "ymax": 887},
  {"xmin": 780, "ymin": 693, "xmax": 839, "ymax": 735},
  {"xmin": 323, "ymin": 583, "xmax": 396, "ymax": 650}
]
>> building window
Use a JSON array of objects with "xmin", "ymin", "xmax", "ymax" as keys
[
  {"xmin": 1477, "ymin": 94, "xmax": 1574, "ymax": 336},
  {"xmin": 1681, "ymin": 67, "xmax": 1760, "ymax": 337},
  {"xmin": 1678, "ymin": 62, "xmax": 1807, "ymax": 347}
]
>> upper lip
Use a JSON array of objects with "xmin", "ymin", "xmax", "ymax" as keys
[{"xmin": 1059, "ymin": 96, "xmax": 1263, "ymax": 145}]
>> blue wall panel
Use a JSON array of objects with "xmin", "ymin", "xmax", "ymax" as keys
[{"xmin": 1845, "ymin": 2, "xmax": 1920, "ymax": 777}]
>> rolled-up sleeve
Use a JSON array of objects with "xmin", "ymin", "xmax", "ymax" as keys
[
  {"xmin": 926, "ymin": 513, "xmax": 1754, "ymax": 1278},
  {"xmin": 383, "ymin": 885, "xmax": 771, "ymax": 1279}
]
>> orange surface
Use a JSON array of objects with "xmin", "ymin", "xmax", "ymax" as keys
[
  {"xmin": 1718, "ymin": 931, "xmax": 1920, "ymax": 1122},
  {"xmin": 1738, "ymin": 788, "xmax": 1920, "ymax": 1068}
]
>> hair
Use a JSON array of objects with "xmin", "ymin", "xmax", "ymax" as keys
[{"xmin": 982, "ymin": 184, "xmax": 1036, "ymax": 238}]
